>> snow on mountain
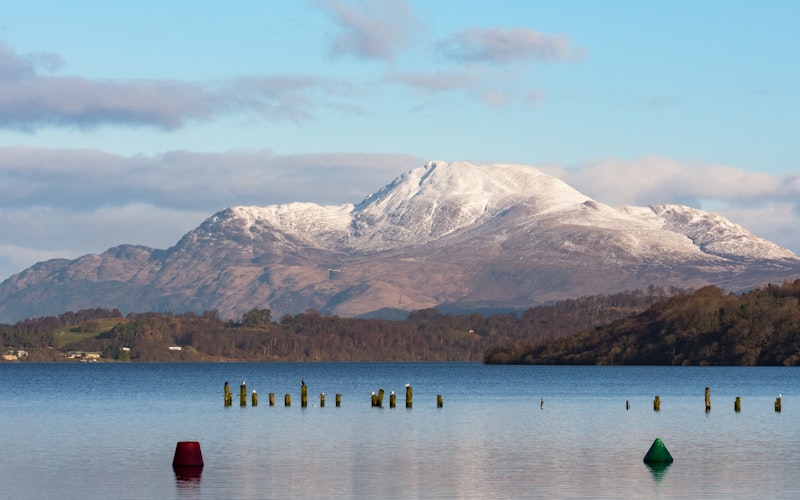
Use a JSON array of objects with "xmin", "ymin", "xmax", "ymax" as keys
[
  {"xmin": 619, "ymin": 204, "xmax": 796, "ymax": 260},
  {"xmin": 349, "ymin": 160, "xmax": 590, "ymax": 248},
  {"xmin": 215, "ymin": 160, "xmax": 794, "ymax": 261}
]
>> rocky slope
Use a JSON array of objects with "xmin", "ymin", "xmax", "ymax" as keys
[{"xmin": 1, "ymin": 161, "xmax": 798, "ymax": 323}]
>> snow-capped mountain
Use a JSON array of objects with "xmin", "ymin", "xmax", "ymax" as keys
[{"xmin": 1, "ymin": 161, "xmax": 798, "ymax": 323}]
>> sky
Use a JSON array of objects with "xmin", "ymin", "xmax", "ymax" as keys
[{"xmin": 0, "ymin": 0, "xmax": 799, "ymax": 281}]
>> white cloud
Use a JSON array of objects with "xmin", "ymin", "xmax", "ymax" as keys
[
  {"xmin": 438, "ymin": 27, "xmax": 584, "ymax": 64},
  {"xmin": 320, "ymin": 0, "xmax": 419, "ymax": 61},
  {"xmin": 0, "ymin": 42, "xmax": 339, "ymax": 130}
]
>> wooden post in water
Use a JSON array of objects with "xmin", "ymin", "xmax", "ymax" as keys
[
  {"xmin": 653, "ymin": 395, "xmax": 661, "ymax": 412},
  {"xmin": 377, "ymin": 389, "xmax": 385, "ymax": 408},
  {"xmin": 775, "ymin": 395, "xmax": 782, "ymax": 412},
  {"xmin": 735, "ymin": 396, "xmax": 741, "ymax": 412},
  {"xmin": 626, "ymin": 400, "xmax": 630, "ymax": 410},
  {"xmin": 251, "ymin": 390, "xmax": 258, "ymax": 407},
  {"xmin": 705, "ymin": 387, "xmax": 711, "ymax": 412},
  {"xmin": 224, "ymin": 381, "xmax": 232, "ymax": 407},
  {"xmin": 405, "ymin": 384, "xmax": 413, "ymax": 409},
  {"xmin": 320, "ymin": 393, "xmax": 325, "ymax": 408},
  {"xmin": 389, "ymin": 391, "xmax": 396, "ymax": 408},
  {"xmin": 240, "ymin": 382, "xmax": 247, "ymax": 407},
  {"xmin": 269, "ymin": 393, "xmax": 275, "ymax": 406},
  {"xmin": 284, "ymin": 394, "xmax": 291, "ymax": 407},
  {"xmin": 335, "ymin": 394, "xmax": 341, "ymax": 407},
  {"xmin": 437, "ymin": 394, "xmax": 443, "ymax": 408},
  {"xmin": 301, "ymin": 384, "xmax": 308, "ymax": 408},
  {"xmin": 371, "ymin": 392, "xmax": 377, "ymax": 407}
]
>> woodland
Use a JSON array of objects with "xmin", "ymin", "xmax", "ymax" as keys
[
  {"xmin": 485, "ymin": 279, "xmax": 800, "ymax": 366},
  {"xmin": 2, "ymin": 280, "xmax": 800, "ymax": 365}
]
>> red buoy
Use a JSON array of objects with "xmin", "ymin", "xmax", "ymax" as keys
[{"xmin": 173, "ymin": 441, "xmax": 204, "ymax": 468}]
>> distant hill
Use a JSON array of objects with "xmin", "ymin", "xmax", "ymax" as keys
[
  {"xmin": 484, "ymin": 279, "xmax": 800, "ymax": 366},
  {"xmin": 2, "ymin": 160, "xmax": 799, "ymax": 323}
]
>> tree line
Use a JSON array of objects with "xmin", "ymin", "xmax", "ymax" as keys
[
  {"xmin": 484, "ymin": 280, "xmax": 800, "ymax": 366},
  {"xmin": 0, "ymin": 287, "xmax": 678, "ymax": 362}
]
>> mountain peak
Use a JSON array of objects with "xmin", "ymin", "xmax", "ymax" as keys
[
  {"xmin": 1, "ymin": 160, "xmax": 798, "ymax": 323},
  {"xmin": 350, "ymin": 161, "xmax": 590, "ymax": 247}
]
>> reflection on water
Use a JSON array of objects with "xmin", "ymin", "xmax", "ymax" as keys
[
  {"xmin": 645, "ymin": 462, "xmax": 671, "ymax": 483},
  {"xmin": 1, "ymin": 363, "xmax": 800, "ymax": 499},
  {"xmin": 174, "ymin": 467, "xmax": 203, "ymax": 484}
]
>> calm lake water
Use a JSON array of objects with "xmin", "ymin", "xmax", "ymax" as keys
[{"xmin": 0, "ymin": 362, "xmax": 798, "ymax": 499}]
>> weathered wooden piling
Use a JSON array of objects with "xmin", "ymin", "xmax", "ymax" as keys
[
  {"xmin": 371, "ymin": 392, "xmax": 378, "ymax": 407},
  {"xmin": 284, "ymin": 393, "xmax": 291, "ymax": 407},
  {"xmin": 335, "ymin": 394, "xmax": 342, "ymax": 407},
  {"xmin": 775, "ymin": 395, "xmax": 782, "ymax": 412},
  {"xmin": 301, "ymin": 384, "xmax": 308, "ymax": 408},
  {"xmin": 251, "ymin": 390, "xmax": 258, "ymax": 406},
  {"xmin": 405, "ymin": 384, "xmax": 413, "ymax": 408},
  {"xmin": 377, "ymin": 389, "xmax": 385, "ymax": 408},
  {"xmin": 269, "ymin": 392, "xmax": 275, "ymax": 406},
  {"xmin": 320, "ymin": 393, "xmax": 325, "ymax": 407},
  {"xmin": 735, "ymin": 396, "xmax": 741, "ymax": 412},
  {"xmin": 437, "ymin": 394, "xmax": 443, "ymax": 408},
  {"xmin": 540, "ymin": 398, "xmax": 544, "ymax": 410},
  {"xmin": 626, "ymin": 400, "xmax": 630, "ymax": 410},
  {"xmin": 240, "ymin": 382, "xmax": 247, "ymax": 407},
  {"xmin": 224, "ymin": 381, "xmax": 232, "ymax": 407},
  {"xmin": 653, "ymin": 395, "xmax": 661, "ymax": 412},
  {"xmin": 389, "ymin": 391, "xmax": 396, "ymax": 408},
  {"xmin": 705, "ymin": 387, "xmax": 711, "ymax": 412}
]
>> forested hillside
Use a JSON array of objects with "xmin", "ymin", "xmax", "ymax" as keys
[
  {"xmin": 485, "ymin": 280, "xmax": 800, "ymax": 366},
  {"xmin": 0, "ymin": 288, "xmax": 673, "ymax": 362}
]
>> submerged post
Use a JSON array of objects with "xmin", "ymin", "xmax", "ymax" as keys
[
  {"xmin": 284, "ymin": 394, "xmax": 291, "ymax": 407},
  {"xmin": 626, "ymin": 400, "xmax": 630, "ymax": 410},
  {"xmin": 269, "ymin": 392, "xmax": 275, "ymax": 406},
  {"xmin": 405, "ymin": 384, "xmax": 412, "ymax": 409},
  {"xmin": 240, "ymin": 382, "xmax": 247, "ymax": 407},
  {"xmin": 735, "ymin": 396, "xmax": 741, "ymax": 412},
  {"xmin": 301, "ymin": 384, "xmax": 308, "ymax": 408},
  {"xmin": 371, "ymin": 392, "xmax": 377, "ymax": 407},
  {"xmin": 775, "ymin": 395, "xmax": 782, "ymax": 412},
  {"xmin": 653, "ymin": 395, "xmax": 661, "ymax": 412},
  {"xmin": 437, "ymin": 394, "xmax": 443, "ymax": 408},
  {"xmin": 335, "ymin": 394, "xmax": 341, "ymax": 407},
  {"xmin": 224, "ymin": 381, "xmax": 232, "ymax": 407},
  {"xmin": 389, "ymin": 391, "xmax": 396, "ymax": 408},
  {"xmin": 705, "ymin": 387, "xmax": 711, "ymax": 412},
  {"xmin": 320, "ymin": 393, "xmax": 325, "ymax": 408},
  {"xmin": 251, "ymin": 390, "xmax": 258, "ymax": 407}
]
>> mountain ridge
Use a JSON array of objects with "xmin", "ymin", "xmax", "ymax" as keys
[{"xmin": 1, "ymin": 160, "xmax": 798, "ymax": 323}]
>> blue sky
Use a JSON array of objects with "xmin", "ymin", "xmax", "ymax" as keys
[{"xmin": 0, "ymin": 0, "xmax": 798, "ymax": 281}]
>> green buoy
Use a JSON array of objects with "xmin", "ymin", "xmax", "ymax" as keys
[{"xmin": 643, "ymin": 438, "xmax": 674, "ymax": 464}]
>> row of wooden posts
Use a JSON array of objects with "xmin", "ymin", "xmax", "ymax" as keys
[
  {"xmin": 643, "ymin": 387, "xmax": 782, "ymax": 413},
  {"xmin": 224, "ymin": 381, "xmax": 443, "ymax": 409}
]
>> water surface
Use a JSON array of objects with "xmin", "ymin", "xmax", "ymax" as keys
[{"xmin": 1, "ymin": 363, "xmax": 797, "ymax": 499}]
